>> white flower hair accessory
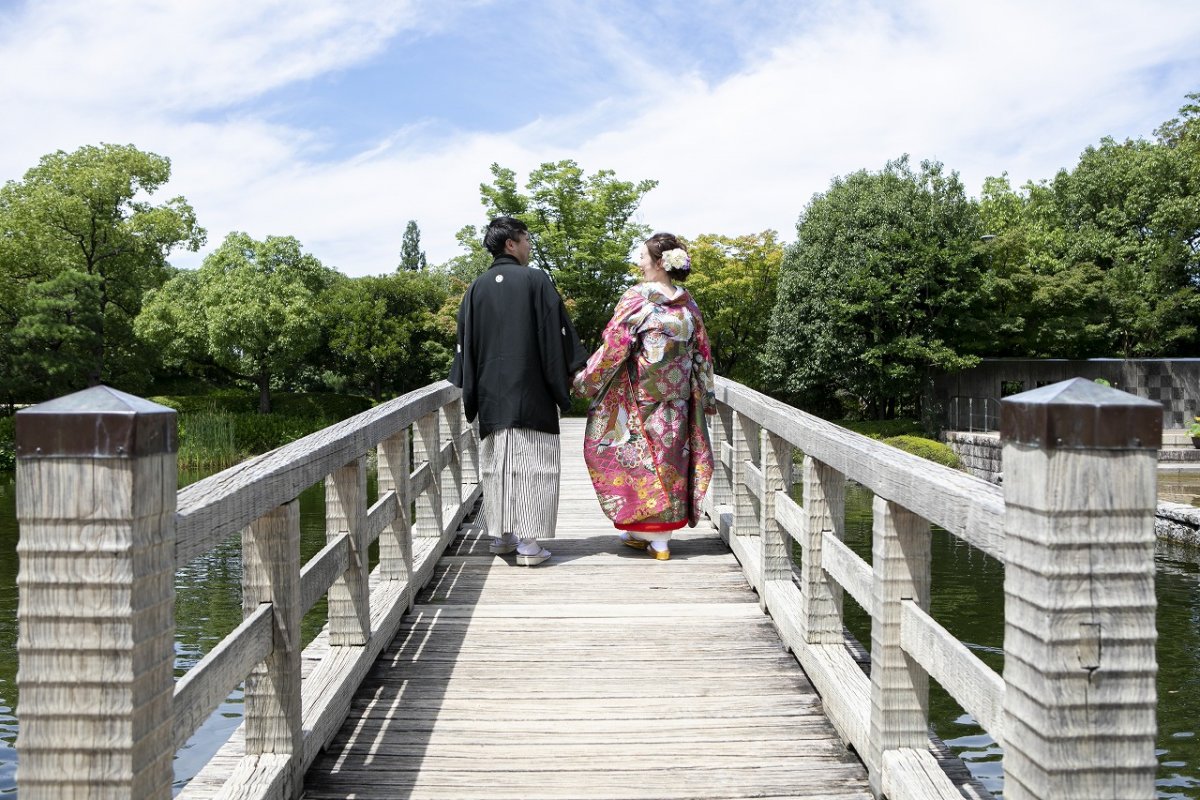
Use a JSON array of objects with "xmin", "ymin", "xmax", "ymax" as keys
[{"xmin": 661, "ymin": 248, "xmax": 691, "ymax": 272}]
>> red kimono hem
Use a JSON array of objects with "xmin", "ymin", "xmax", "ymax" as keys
[{"xmin": 615, "ymin": 519, "xmax": 687, "ymax": 533}]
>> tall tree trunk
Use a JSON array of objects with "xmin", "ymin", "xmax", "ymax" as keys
[{"xmin": 258, "ymin": 371, "xmax": 272, "ymax": 414}]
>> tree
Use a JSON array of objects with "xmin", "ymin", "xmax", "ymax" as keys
[
  {"xmin": 0, "ymin": 143, "xmax": 204, "ymax": 398},
  {"xmin": 969, "ymin": 93, "xmax": 1200, "ymax": 359},
  {"xmin": 322, "ymin": 271, "xmax": 452, "ymax": 399},
  {"xmin": 434, "ymin": 225, "xmax": 492, "ymax": 284},
  {"xmin": 479, "ymin": 160, "xmax": 658, "ymax": 347},
  {"xmin": 762, "ymin": 157, "xmax": 983, "ymax": 418},
  {"xmin": 136, "ymin": 232, "xmax": 336, "ymax": 412},
  {"xmin": 1031, "ymin": 113, "xmax": 1200, "ymax": 356},
  {"xmin": 399, "ymin": 219, "xmax": 427, "ymax": 271},
  {"xmin": 685, "ymin": 231, "xmax": 783, "ymax": 385}
]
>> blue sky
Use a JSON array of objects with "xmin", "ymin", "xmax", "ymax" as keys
[{"xmin": 1, "ymin": 0, "xmax": 1199, "ymax": 276}]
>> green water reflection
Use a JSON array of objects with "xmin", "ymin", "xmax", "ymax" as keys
[{"xmin": 0, "ymin": 469, "xmax": 1197, "ymax": 796}]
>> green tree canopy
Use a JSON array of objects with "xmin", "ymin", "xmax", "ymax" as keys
[
  {"xmin": 322, "ymin": 271, "xmax": 452, "ymax": 400},
  {"xmin": 0, "ymin": 143, "xmax": 204, "ymax": 400},
  {"xmin": 399, "ymin": 219, "xmax": 427, "ymax": 271},
  {"xmin": 762, "ymin": 156, "xmax": 983, "ymax": 418},
  {"xmin": 434, "ymin": 225, "xmax": 492, "ymax": 284},
  {"xmin": 970, "ymin": 94, "xmax": 1200, "ymax": 358},
  {"xmin": 478, "ymin": 160, "xmax": 658, "ymax": 347},
  {"xmin": 136, "ymin": 232, "xmax": 337, "ymax": 412},
  {"xmin": 685, "ymin": 231, "xmax": 783, "ymax": 385}
]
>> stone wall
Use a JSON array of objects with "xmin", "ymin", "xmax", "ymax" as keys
[
  {"xmin": 941, "ymin": 431, "xmax": 1002, "ymax": 484},
  {"xmin": 1156, "ymin": 502, "xmax": 1200, "ymax": 548}
]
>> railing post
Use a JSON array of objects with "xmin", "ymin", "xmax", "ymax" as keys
[
  {"xmin": 458, "ymin": 401, "xmax": 480, "ymax": 492},
  {"xmin": 731, "ymin": 411, "xmax": 760, "ymax": 545},
  {"xmin": 14, "ymin": 387, "xmax": 177, "ymax": 799},
  {"xmin": 440, "ymin": 398, "xmax": 464, "ymax": 511},
  {"xmin": 799, "ymin": 456, "xmax": 845, "ymax": 644},
  {"xmin": 759, "ymin": 429, "xmax": 792, "ymax": 612},
  {"xmin": 414, "ymin": 412, "xmax": 443, "ymax": 539},
  {"xmin": 242, "ymin": 500, "xmax": 302, "ymax": 796},
  {"xmin": 378, "ymin": 430, "xmax": 414, "ymax": 614},
  {"xmin": 867, "ymin": 497, "xmax": 931, "ymax": 795},
  {"xmin": 327, "ymin": 456, "xmax": 369, "ymax": 645},
  {"xmin": 706, "ymin": 406, "xmax": 733, "ymax": 514},
  {"xmin": 1000, "ymin": 378, "xmax": 1160, "ymax": 800}
]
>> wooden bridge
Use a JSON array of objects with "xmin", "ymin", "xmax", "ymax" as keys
[{"xmin": 13, "ymin": 376, "xmax": 1162, "ymax": 799}]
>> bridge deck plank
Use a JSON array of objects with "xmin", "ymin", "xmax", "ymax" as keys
[{"xmin": 298, "ymin": 418, "xmax": 873, "ymax": 800}]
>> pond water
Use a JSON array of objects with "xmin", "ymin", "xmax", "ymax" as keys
[{"xmin": 0, "ymin": 468, "xmax": 1196, "ymax": 796}]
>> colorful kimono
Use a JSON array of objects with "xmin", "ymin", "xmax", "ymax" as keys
[{"xmin": 573, "ymin": 284, "xmax": 717, "ymax": 531}]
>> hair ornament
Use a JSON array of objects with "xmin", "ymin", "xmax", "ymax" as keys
[{"xmin": 661, "ymin": 248, "xmax": 691, "ymax": 272}]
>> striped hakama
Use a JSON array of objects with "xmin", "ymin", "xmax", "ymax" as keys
[{"xmin": 479, "ymin": 427, "xmax": 560, "ymax": 539}]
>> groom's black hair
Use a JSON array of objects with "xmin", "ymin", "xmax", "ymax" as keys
[{"xmin": 483, "ymin": 216, "xmax": 529, "ymax": 257}]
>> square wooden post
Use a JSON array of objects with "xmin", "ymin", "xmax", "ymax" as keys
[
  {"xmin": 377, "ymin": 430, "xmax": 414, "ymax": 610},
  {"xmin": 799, "ymin": 456, "xmax": 846, "ymax": 645},
  {"xmin": 867, "ymin": 497, "xmax": 931, "ymax": 795},
  {"xmin": 242, "ymin": 500, "xmax": 302, "ymax": 796},
  {"xmin": 731, "ymin": 411, "xmax": 761, "ymax": 546},
  {"xmin": 441, "ymin": 398, "xmax": 464, "ymax": 512},
  {"xmin": 326, "ymin": 456, "xmax": 369, "ymax": 646},
  {"xmin": 15, "ymin": 387, "xmax": 177, "ymax": 799},
  {"xmin": 377, "ymin": 429, "xmax": 412, "ymax": 576},
  {"xmin": 705, "ymin": 405, "xmax": 733, "ymax": 515},
  {"xmin": 414, "ymin": 412, "xmax": 443, "ymax": 540},
  {"xmin": 1000, "ymin": 378, "xmax": 1160, "ymax": 800},
  {"xmin": 458, "ymin": 401, "xmax": 480, "ymax": 492},
  {"xmin": 759, "ymin": 429, "xmax": 793, "ymax": 611}
]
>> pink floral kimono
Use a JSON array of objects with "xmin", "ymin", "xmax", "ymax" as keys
[{"xmin": 573, "ymin": 284, "xmax": 717, "ymax": 531}]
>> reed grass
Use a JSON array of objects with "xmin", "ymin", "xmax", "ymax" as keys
[{"xmin": 177, "ymin": 409, "xmax": 243, "ymax": 470}]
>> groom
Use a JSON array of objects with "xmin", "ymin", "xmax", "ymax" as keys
[{"xmin": 449, "ymin": 216, "xmax": 588, "ymax": 566}]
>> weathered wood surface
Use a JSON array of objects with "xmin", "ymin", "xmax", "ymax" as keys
[
  {"xmin": 297, "ymin": 418, "xmax": 872, "ymax": 800},
  {"xmin": 1001, "ymin": 444, "xmax": 1159, "ymax": 800},
  {"xmin": 16, "ymin": 450, "xmax": 178, "ymax": 799},
  {"xmin": 715, "ymin": 377, "xmax": 1005, "ymax": 561},
  {"xmin": 176, "ymin": 382, "xmax": 459, "ymax": 564},
  {"xmin": 174, "ymin": 604, "xmax": 274, "ymax": 749},
  {"xmin": 178, "ymin": 485, "xmax": 480, "ymax": 799}
]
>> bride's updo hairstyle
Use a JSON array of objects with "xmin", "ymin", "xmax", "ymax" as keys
[{"xmin": 645, "ymin": 232, "xmax": 691, "ymax": 281}]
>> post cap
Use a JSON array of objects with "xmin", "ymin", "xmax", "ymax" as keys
[
  {"xmin": 15, "ymin": 385, "xmax": 178, "ymax": 459},
  {"xmin": 1000, "ymin": 377, "xmax": 1161, "ymax": 450}
]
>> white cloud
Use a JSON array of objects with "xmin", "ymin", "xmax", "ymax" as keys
[{"xmin": 3, "ymin": 0, "xmax": 1198, "ymax": 277}]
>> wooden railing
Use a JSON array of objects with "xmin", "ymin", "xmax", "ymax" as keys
[
  {"xmin": 14, "ymin": 374, "xmax": 1163, "ymax": 800},
  {"xmin": 14, "ymin": 381, "xmax": 479, "ymax": 800},
  {"xmin": 704, "ymin": 375, "xmax": 1161, "ymax": 800}
]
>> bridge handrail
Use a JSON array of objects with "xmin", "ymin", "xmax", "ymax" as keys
[
  {"xmin": 715, "ymin": 378, "xmax": 1006, "ymax": 560},
  {"xmin": 174, "ymin": 381, "xmax": 460, "ymax": 564},
  {"xmin": 14, "ymin": 381, "xmax": 481, "ymax": 800},
  {"xmin": 706, "ymin": 375, "xmax": 1160, "ymax": 800}
]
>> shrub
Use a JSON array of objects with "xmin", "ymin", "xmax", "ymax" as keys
[
  {"xmin": 838, "ymin": 418, "xmax": 925, "ymax": 439},
  {"xmin": 881, "ymin": 435, "xmax": 961, "ymax": 469}
]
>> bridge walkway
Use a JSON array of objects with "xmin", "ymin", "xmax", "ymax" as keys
[{"xmin": 298, "ymin": 417, "xmax": 871, "ymax": 799}]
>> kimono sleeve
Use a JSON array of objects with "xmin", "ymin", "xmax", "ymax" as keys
[
  {"xmin": 537, "ymin": 275, "xmax": 589, "ymax": 413},
  {"xmin": 572, "ymin": 289, "xmax": 645, "ymax": 400},
  {"xmin": 689, "ymin": 299, "xmax": 718, "ymax": 414}
]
